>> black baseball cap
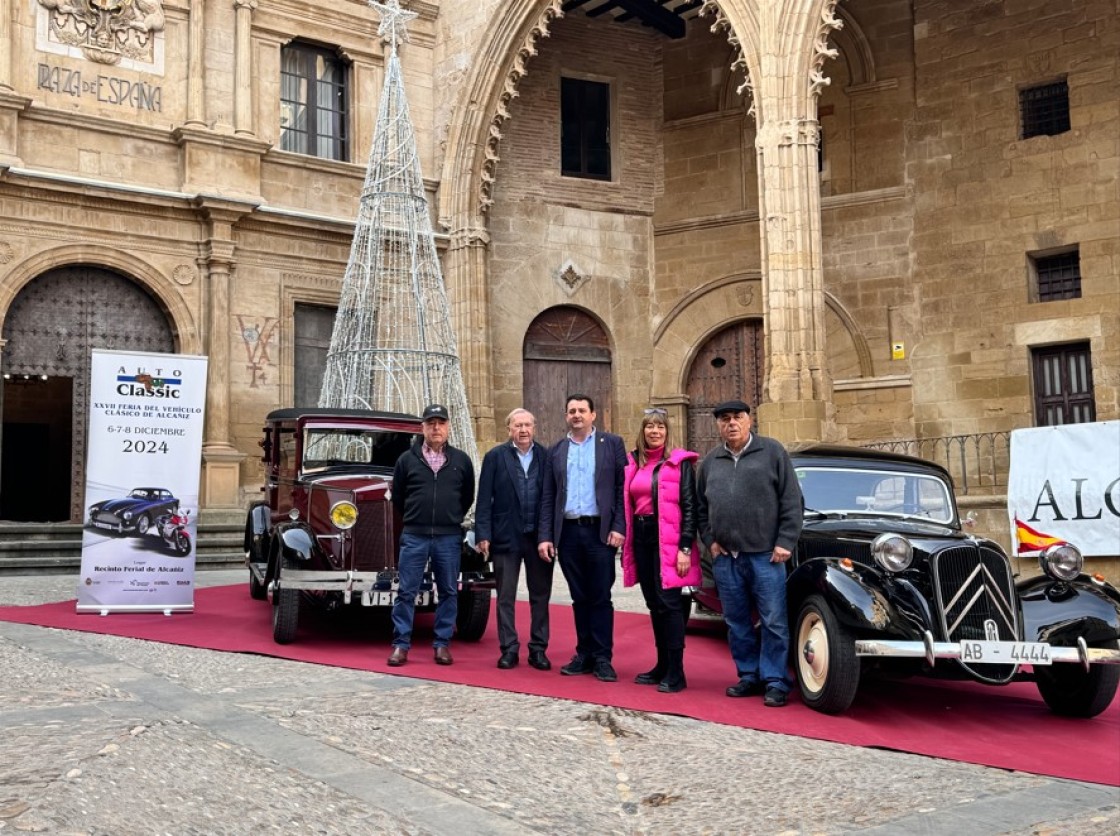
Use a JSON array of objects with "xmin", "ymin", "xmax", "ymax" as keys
[
  {"xmin": 712, "ymin": 400, "xmax": 751, "ymax": 417},
  {"xmin": 421, "ymin": 404, "xmax": 450, "ymax": 421}
]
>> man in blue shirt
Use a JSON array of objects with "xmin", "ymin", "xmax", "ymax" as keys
[{"xmin": 538, "ymin": 394, "xmax": 627, "ymax": 681}]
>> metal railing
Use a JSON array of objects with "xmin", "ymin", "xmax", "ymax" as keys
[{"xmin": 861, "ymin": 432, "xmax": 1011, "ymax": 495}]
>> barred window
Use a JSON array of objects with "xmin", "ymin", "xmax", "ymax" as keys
[
  {"xmin": 561, "ymin": 77, "xmax": 611, "ymax": 180},
  {"xmin": 1019, "ymin": 81, "xmax": 1070, "ymax": 139},
  {"xmin": 280, "ymin": 42, "xmax": 349, "ymax": 162},
  {"xmin": 1032, "ymin": 343, "xmax": 1095, "ymax": 426},
  {"xmin": 1031, "ymin": 248, "xmax": 1081, "ymax": 302}
]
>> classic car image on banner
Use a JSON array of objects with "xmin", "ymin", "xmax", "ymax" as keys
[{"xmin": 77, "ymin": 349, "xmax": 208, "ymax": 614}]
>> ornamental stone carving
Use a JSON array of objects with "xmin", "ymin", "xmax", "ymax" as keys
[
  {"xmin": 172, "ymin": 264, "xmax": 195, "ymax": 286},
  {"xmin": 479, "ymin": 0, "xmax": 563, "ymax": 214},
  {"xmin": 38, "ymin": 0, "xmax": 165, "ymax": 66},
  {"xmin": 555, "ymin": 259, "xmax": 589, "ymax": 296}
]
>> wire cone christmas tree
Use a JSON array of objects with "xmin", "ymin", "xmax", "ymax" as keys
[{"xmin": 318, "ymin": 0, "xmax": 478, "ymax": 464}]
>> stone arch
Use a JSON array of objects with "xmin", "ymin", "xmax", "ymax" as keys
[
  {"xmin": 833, "ymin": 4, "xmax": 878, "ymax": 88},
  {"xmin": 823, "ymin": 290, "xmax": 874, "ymax": 379},
  {"xmin": 0, "ymin": 245, "xmax": 200, "ymax": 354}
]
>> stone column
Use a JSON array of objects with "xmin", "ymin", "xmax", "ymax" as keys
[
  {"xmin": 445, "ymin": 222, "xmax": 496, "ymax": 442},
  {"xmin": 185, "ymin": 0, "xmax": 206, "ymax": 126},
  {"xmin": 0, "ymin": 0, "xmax": 12, "ymax": 91},
  {"xmin": 196, "ymin": 200, "xmax": 249, "ymax": 508},
  {"xmin": 233, "ymin": 0, "xmax": 257, "ymax": 136},
  {"xmin": 752, "ymin": 113, "xmax": 833, "ymax": 441}
]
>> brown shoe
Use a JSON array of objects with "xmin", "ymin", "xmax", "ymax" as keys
[
  {"xmin": 434, "ymin": 646, "xmax": 453, "ymax": 666},
  {"xmin": 387, "ymin": 647, "xmax": 408, "ymax": 667}
]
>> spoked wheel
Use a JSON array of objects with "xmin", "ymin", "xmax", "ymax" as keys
[
  {"xmin": 1035, "ymin": 639, "xmax": 1120, "ymax": 718},
  {"xmin": 455, "ymin": 589, "xmax": 491, "ymax": 642},
  {"xmin": 795, "ymin": 594, "xmax": 860, "ymax": 715},
  {"xmin": 135, "ymin": 514, "xmax": 152, "ymax": 535}
]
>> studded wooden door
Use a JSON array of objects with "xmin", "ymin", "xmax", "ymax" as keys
[
  {"xmin": 522, "ymin": 307, "xmax": 613, "ymax": 447},
  {"xmin": 685, "ymin": 320, "xmax": 764, "ymax": 456},
  {"xmin": 1, "ymin": 267, "xmax": 175, "ymax": 521}
]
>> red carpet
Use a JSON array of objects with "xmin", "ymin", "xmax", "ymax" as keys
[{"xmin": 2, "ymin": 585, "xmax": 1117, "ymax": 786}]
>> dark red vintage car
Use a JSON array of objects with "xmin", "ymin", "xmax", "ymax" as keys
[{"xmin": 243, "ymin": 408, "xmax": 492, "ymax": 644}]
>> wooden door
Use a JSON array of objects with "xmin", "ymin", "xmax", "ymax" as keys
[
  {"xmin": 685, "ymin": 320, "xmax": 764, "ymax": 455},
  {"xmin": 522, "ymin": 307, "xmax": 612, "ymax": 447}
]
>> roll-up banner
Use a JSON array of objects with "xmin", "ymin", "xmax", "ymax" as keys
[
  {"xmin": 1008, "ymin": 421, "xmax": 1120, "ymax": 558},
  {"xmin": 77, "ymin": 350, "xmax": 209, "ymax": 614}
]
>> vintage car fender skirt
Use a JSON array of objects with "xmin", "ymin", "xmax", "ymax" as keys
[{"xmin": 795, "ymin": 595, "xmax": 861, "ymax": 715}]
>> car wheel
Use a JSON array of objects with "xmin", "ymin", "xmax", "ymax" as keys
[
  {"xmin": 135, "ymin": 514, "xmax": 151, "ymax": 535},
  {"xmin": 248, "ymin": 566, "xmax": 268, "ymax": 601},
  {"xmin": 795, "ymin": 594, "xmax": 860, "ymax": 715},
  {"xmin": 272, "ymin": 562, "xmax": 300, "ymax": 645},
  {"xmin": 245, "ymin": 517, "xmax": 269, "ymax": 601},
  {"xmin": 1035, "ymin": 639, "xmax": 1120, "ymax": 718},
  {"xmin": 455, "ymin": 589, "xmax": 491, "ymax": 642}
]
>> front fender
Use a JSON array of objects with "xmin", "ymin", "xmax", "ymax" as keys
[
  {"xmin": 274, "ymin": 522, "xmax": 319, "ymax": 565},
  {"xmin": 788, "ymin": 560, "xmax": 923, "ymax": 639},
  {"xmin": 244, "ymin": 502, "xmax": 271, "ymax": 554},
  {"xmin": 1017, "ymin": 575, "xmax": 1120, "ymax": 646}
]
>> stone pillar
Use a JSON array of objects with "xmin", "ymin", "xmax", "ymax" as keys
[
  {"xmin": 445, "ymin": 222, "xmax": 495, "ymax": 442},
  {"xmin": 196, "ymin": 199, "xmax": 250, "ymax": 508},
  {"xmin": 233, "ymin": 0, "xmax": 257, "ymax": 136},
  {"xmin": 0, "ymin": 0, "xmax": 12, "ymax": 91},
  {"xmin": 753, "ymin": 113, "xmax": 834, "ymax": 442},
  {"xmin": 185, "ymin": 0, "xmax": 206, "ymax": 126}
]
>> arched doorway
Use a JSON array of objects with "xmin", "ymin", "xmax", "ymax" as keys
[
  {"xmin": 522, "ymin": 306, "xmax": 613, "ymax": 446},
  {"xmin": 685, "ymin": 319, "xmax": 764, "ymax": 455},
  {"xmin": 1, "ymin": 267, "xmax": 175, "ymax": 521}
]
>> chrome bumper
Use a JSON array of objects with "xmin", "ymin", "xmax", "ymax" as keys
[{"xmin": 855, "ymin": 631, "xmax": 1120, "ymax": 673}]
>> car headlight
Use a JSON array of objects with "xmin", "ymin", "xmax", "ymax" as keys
[
  {"xmin": 329, "ymin": 500, "xmax": 358, "ymax": 530},
  {"xmin": 1040, "ymin": 543, "xmax": 1082, "ymax": 582},
  {"xmin": 123, "ymin": 511, "xmax": 133, "ymax": 520},
  {"xmin": 871, "ymin": 533, "xmax": 913, "ymax": 572}
]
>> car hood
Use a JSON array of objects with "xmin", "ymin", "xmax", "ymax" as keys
[{"xmin": 93, "ymin": 497, "xmax": 148, "ymax": 513}]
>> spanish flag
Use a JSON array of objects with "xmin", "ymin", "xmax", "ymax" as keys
[{"xmin": 1015, "ymin": 518, "xmax": 1064, "ymax": 554}]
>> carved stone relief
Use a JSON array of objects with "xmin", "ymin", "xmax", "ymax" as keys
[{"xmin": 37, "ymin": 0, "xmax": 166, "ymax": 67}]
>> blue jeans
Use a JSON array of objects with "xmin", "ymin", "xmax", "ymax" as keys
[
  {"xmin": 392, "ymin": 532, "xmax": 461, "ymax": 649},
  {"xmin": 712, "ymin": 551, "xmax": 791, "ymax": 693}
]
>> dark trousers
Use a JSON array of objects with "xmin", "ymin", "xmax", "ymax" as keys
[
  {"xmin": 558, "ymin": 519, "xmax": 616, "ymax": 662},
  {"xmin": 632, "ymin": 516, "xmax": 686, "ymax": 651},
  {"xmin": 493, "ymin": 532, "xmax": 555, "ymax": 655}
]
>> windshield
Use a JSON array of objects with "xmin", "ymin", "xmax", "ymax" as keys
[
  {"xmin": 302, "ymin": 428, "xmax": 413, "ymax": 473},
  {"xmin": 795, "ymin": 465, "xmax": 956, "ymax": 524}
]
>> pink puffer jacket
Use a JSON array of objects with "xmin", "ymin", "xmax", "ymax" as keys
[{"xmin": 621, "ymin": 448, "xmax": 700, "ymax": 589}]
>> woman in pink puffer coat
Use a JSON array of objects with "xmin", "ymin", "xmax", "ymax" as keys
[{"xmin": 621, "ymin": 408, "xmax": 699, "ymax": 692}]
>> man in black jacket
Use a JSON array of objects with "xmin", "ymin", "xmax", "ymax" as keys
[
  {"xmin": 387, "ymin": 404, "xmax": 475, "ymax": 667},
  {"xmin": 475, "ymin": 408, "xmax": 554, "ymax": 671}
]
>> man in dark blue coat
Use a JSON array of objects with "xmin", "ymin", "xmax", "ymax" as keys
[
  {"xmin": 475, "ymin": 408, "xmax": 554, "ymax": 671},
  {"xmin": 538, "ymin": 394, "xmax": 627, "ymax": 682}
]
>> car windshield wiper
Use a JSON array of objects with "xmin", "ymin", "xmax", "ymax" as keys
[{"xmin": 803, "ymin": 507, "xmax": 848, "ymax": 519}]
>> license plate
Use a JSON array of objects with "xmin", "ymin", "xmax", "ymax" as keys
[
  {"xmin": 960, "ymin": 640, "xmax": 1052, "ymax": 666},
  {"xmin": 91, "ymin": 521, "xmax": 117, "ymax": 530}
]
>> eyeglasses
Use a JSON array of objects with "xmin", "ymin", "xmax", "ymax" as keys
[{"xmin": 643, "ymin": 408, "xmax": 668, "ymax": 416}]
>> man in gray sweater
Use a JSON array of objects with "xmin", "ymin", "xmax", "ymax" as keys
[{"xmin": 696, "ymin": 400, "xmax": 803, "ymax": 707}]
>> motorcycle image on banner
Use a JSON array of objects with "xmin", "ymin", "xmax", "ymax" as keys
[{"xmin": 77, "ymin": 349, "xmax": 209, "ymax": 614}]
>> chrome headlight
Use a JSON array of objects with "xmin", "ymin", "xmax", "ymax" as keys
[
  {"xmin": 123, "ymin": 511, "xmax": 133, "ymax": 520},
  {"xmin": 329, "ymin": 500, "xmax": 358, "ymax": 530},
  {"xmin": 1040, "ymin": 543, "xmax": 1082, "ymax": 582},
  {"xmin": 871, "ymin": 533, "xmax": 913, "ymax": 573}
]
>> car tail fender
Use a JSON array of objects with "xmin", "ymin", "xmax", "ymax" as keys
[
  {"xmin": 1017, "ymin": 574, "xmax": 1120, "ymax": 646},
  {"xmin": 787, "ymin": 559, "xmax": 915, "ymax": 638}
]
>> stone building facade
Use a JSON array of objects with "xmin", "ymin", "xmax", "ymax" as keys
[{"xmin": 0, "ymin": 0, "xmax": 1116, "ymax": 528}]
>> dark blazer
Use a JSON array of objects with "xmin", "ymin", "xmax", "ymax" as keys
[
  {"xmin": 474, "ymin": 440, "xmax": 547, "ymax": 553},
  {"xmin": 539, "ymin": 430, "xmax": 627, "ymax": 547}
]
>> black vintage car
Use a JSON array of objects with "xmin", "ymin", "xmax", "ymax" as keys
[
  {"xmin": 87, "ymin": 487, "xmax": 180, "ymax": 535},
  {"xmin": 243, "ymin": 408, "xmax": 493, "ymax": 645},
  {"xmin": 690, "ymin": 445, "xmax": 1120, "ymax": 717}
]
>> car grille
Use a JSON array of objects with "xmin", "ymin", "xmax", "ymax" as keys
[
  {"xmin": 932, "ymin": 544, "xmax": 1018, "ymax": 683},
  {"xmin": 351, "ymin": 500, "xmax": 396, "ymax": 572}
]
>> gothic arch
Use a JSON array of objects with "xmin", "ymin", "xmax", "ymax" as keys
[{"xmin": 0, "ymin": 245, "xmax": 200, "ymax": 354}]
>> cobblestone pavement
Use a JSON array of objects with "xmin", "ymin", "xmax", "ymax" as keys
[{"xmin": 1, "ymin": 570, "xmax": 1117, "ymax": 835}]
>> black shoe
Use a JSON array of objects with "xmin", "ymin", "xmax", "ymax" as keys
[
  {"xmin": 593, "ymin": 660, "xmax": 618, "ymax": 682},
  {"xmin": 657, "ymin": 676, "xmax": 686, "ymax": 693},
  {"xmin": 725, "ymin": 680, "xmax": 764, "ymax": 698},
  {"xmin": 634, "ymin": 666, "xmax": 666, "ymax": 686},
  {"xmin": 497, "ymin": 651, "xmax": 518, "ymax": 669},
  {"xmin": 528, "ymin": 650, "xmax": 552, "ymax": 671},
  {"xmin": 763, "ymin": 687, "xmax": 788, "ymax": 707},
  {"xmin": 560, "ymin": 655, "xmax": 594, "ymax": 676}
]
